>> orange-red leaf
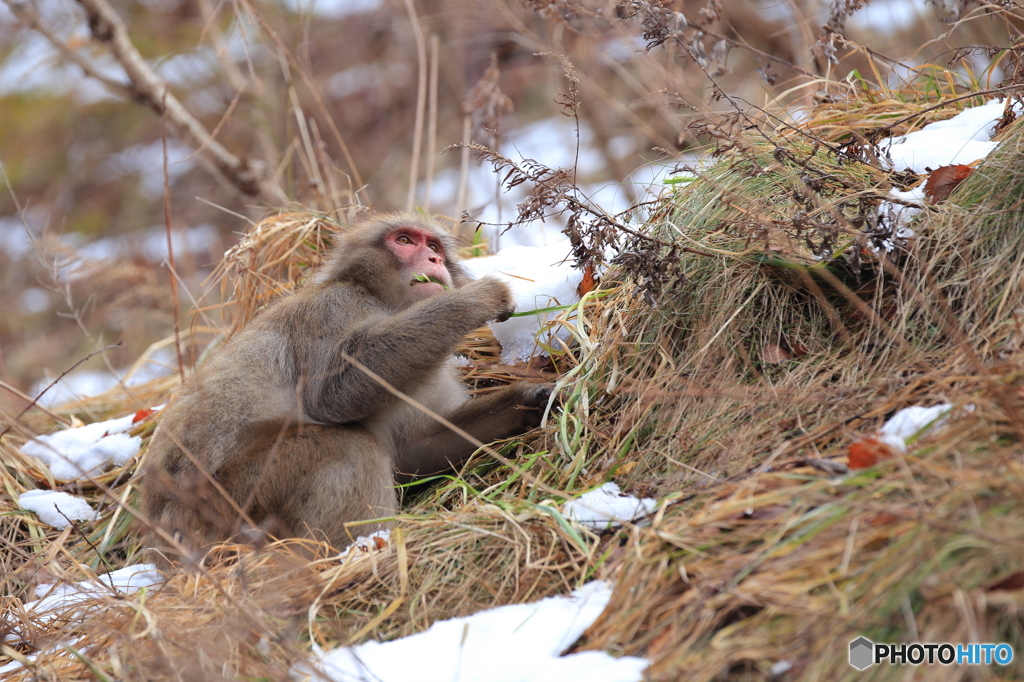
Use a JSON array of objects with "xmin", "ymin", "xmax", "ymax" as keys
[
  {"xmin": 848, "ymin": 436, "xmax": 898, "ymax": 469},
  {"xmin": 132, "ymin": 408, "xmax": 155, "ymax": 424},
  {"xmin": 577, "ymin": 263, "xmax": 597, "ymax": 297},
  {"xmin": 924, "ymin": 164, "xmax": 973, "ymax": 203}
]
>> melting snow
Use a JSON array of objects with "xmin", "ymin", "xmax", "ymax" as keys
[
  {"xmin": 881, "ymin": 99, "xmax": 1011, "ymax": 174},
  {"xmin": 866, "ymin": 403, "xmax": 967, "ymax": 457},
  {"xmin": 462, "ymin": 241, "xmax": 583, "ymax": 363},
  {"xmin": 563, "ymin": 482, "xmax": 658, "ymax": 530},
  {"xmin": 338, "ymin": 529, "xmax": 391, "ymax": 559},
  {"xmin": 19, "ymin": 413, "xmax": 143, "ymax": 481},
  {"xmin": 4, "ymin": 564, "xmax": 163, "ymax": 649},
  {"xmin": 296, "ymin": 581, "xmax": 647, "ymax": 682},
  {"xmin": 30, "ymin": 564, "xmax": 163, "ymax": 613},
  {"xmin": 878, "ymin": 98, "xmax": 1022, "ymax": 233},
  {"xmin": 17, "ymin": 490, "xmax": 98, "ymax": 528}
]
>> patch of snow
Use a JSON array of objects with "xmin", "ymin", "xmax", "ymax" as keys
[
  {"xmin": 423, "ymin": 117, "xmax": 676, "ymax": 250},
  {"xmin": 880, "ymin": 404, "xmax": 953, "ymax": 442},
  {"xmin": 0, "ymin": 215, "xmax": 35, "ymax": 258},
  {"xmin": 563, "ymin": 482, "xmax": 658, "ymax": 530},
  {"xmin": 17, "ymin": 490, "xmax": 97, "ymax": 528},
  {"xmin": 57, "ymin": 224, "xmax": 220, "ymax": 274},
  {"xmin": 0, "ymin": 30, "xmax": 126, "ymax": 104},
  {"xmin": 877, "ymin": 99, "xmax": 1022, "ymax": 231},
  {"xmin": 279, "ymin": 0, "xmax": 383, "ymax": 19},
  {"xmin": 99, "ymin": 140, "xmax": 195, "ymax": 200},
  {"xmin": 879, "ymin": 185, "xmax": 926, "ymax": 242},
  {"xmin": 32, "ymin": 564, "xmax": 163, "ymax": 612},
  {"xmin": 869, "ymin": 403, "xmax": 975, "ymax": 456},
  {"xmin": 326, "ymin": 62, "xmax": 410, "ymax": 98},
  {"xmin": 881, "ymin": 99, "xmax": 1015, "ymax": 175},
  {"xmin": 157, "ymin": 51, "xmax": 215, "ymax": 88},
  {"xmin": 595, "ymin": 34, "xmax": 649, "ymax": 63},
  {"xmin": 608, "ymin": 135, "xmax": 636, "ymax": 159},
  {"xmin": 295, "ymin": 581, "xmax": 647, "ymax": 682},
  {"xmin": 31, "ymin": 370, "xmax": 119, "ymax": 408},
  {"xmin": 462, "ymin": 241, "xmax": 582, "ymax": 363},
  {"xmin": 846, "ymin": 0, "xmax": 925, "ymax": 37},
  {"xmin": 4, "ymin": 564, "xmax": 165, "ymax": 645},
  {"xmin": 31, "ymin": 349, "xmax": 177, "ymax": 407},
  {"xmin": 19, "ymin": 413, "xmax": 143, "ymax": 481},
  {"xmin": 137, "ymin": 223, "xmax": 220, "ymax": 262},
  {"xmin": 17, "ymin": 286, "xmax": 51, "ymax": 314},
  {"xmin": 0, "ymin": 657, "xmax": 30, "ymax": 673},
  {"xmin": 339, "ymin": 529, "xmax": 391, "ymax": 559},
  {"xmin": 754, "ymin": 0, "xmax": 794, "ymax": 23}
]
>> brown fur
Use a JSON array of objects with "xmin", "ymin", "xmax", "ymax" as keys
[{"xmin": 139, "ymin": 213, "xmax": 552, "ymax": 565}]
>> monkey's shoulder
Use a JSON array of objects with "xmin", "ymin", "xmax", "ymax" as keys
[{"xmin": 251, "ymin": 282, "xmax": 386, "ymax": 329}]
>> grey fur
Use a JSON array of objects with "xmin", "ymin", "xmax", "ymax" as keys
[{"xmin": 139, "ymin": 213, "xmax": 551, "ymax": 565}]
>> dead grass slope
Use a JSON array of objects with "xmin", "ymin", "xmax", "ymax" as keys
[{"xmin": 3, "ymin": 89, "xmax": 1024, "ymax": 681}]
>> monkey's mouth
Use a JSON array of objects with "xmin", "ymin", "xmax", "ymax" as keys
[{"xmin": 411, "ymin": 274, "xmax": 447, "ymax": 289}]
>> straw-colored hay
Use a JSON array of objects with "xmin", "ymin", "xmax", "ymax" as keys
[{"xmin": 2, "ymin": 86, "xmax": 1024, "ymax": 681}]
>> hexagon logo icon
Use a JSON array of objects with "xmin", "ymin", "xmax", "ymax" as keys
[{"xmin": 849, "ymin": 637, "xmax": 874, "ymax": 670}]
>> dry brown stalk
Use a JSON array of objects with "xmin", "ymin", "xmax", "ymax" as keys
[{"xmin": 30, "ymin": 0, "xmax": 291, "ymax": 205}]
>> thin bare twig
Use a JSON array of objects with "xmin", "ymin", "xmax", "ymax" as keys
[
  {"xmin": 404, "ymin": 0, "xmax": 428, "ymax": 211},
  {"xmin": 64, "ymin": 0, "xmax": 288, "ymax": 205},
  {"xmin": 0, "ymin": 344, "xmax": 121, "ymax": 438},
  {"xmin": 423, "ymin": 34, "xmax": 440, "ymax": 214},
  {"xmin": 161, "ymin": 95, "xmax": 185, "ymax": 383}
]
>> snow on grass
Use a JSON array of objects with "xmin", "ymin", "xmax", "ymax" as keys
[
  {"xmin": 421, "ymin": 116, "xmax": 677, "ymax": 250},
  {"xmin": 19, "ymin": 413, "xmax": 144, "ymax": 481},
  {"xmin": 881, "ymin": 99, "xmax": 1012, "ymax": 174},
  {"xmin": 295, "ymin": 581, "xmax": 647, "ymax": 682},
  {"xmin": 878, "ymin": 98, "xmax": 1022, "ymax": 235},
  {"xmin": 17, "ymin": 490, "xmax": 98, "ymax": 528},
  {"xmin": 875, "ymin": 403, "xmax": 968, "ymax": 454},
  {"xmin": 563, "ymin": 482, "xmax": 658, "ymax": 530},
  {"xmin": 4, "ymin": 564, "xmax": 163, "ymax": 648},
  {"xmin": 30, "ymin": 564, "xmax": 163, "ymax": 614},
  {"xmin": 851, "ymin": 403, "xmax": 966, "ymax": 465},
  {"xmin": 880, "ymin": 404, "xmax": 954, "ymax": 441},
  {"xmin": 462, "ymin": 241, "xmax": 582, "ymax": 363},
  {"xmin": 337, "ymin": 529, "xmax": 391, "ymax": 559},
  {"xmin": 31, "ymin": 351, "xmax": 177, "ymax": 407}
]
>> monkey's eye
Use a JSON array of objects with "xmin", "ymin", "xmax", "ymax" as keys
[
  {"xmin": 428, "ymin": 243, "xmax": 441, "ymax": 254},
  {"xmin": 396, "ymin": 234, "xmax": 413, "ymax": 245}
]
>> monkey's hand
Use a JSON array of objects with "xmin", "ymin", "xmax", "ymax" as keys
[{"xmin": 463, "ymin": 276, "xmax": 516, "ymax": 323}]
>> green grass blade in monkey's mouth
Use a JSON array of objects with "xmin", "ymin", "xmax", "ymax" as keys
[{"xmin": 411, "ymin": 273, "xmax": 448, "ymax": 289}]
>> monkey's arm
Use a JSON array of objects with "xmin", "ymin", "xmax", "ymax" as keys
[
  {"xmin": 394, "ymin": 383, "xmax": 553, "ymax": 483},
  {"xmin": 303, "ymin": 279, "xmax": 514, "ymax": 424}
]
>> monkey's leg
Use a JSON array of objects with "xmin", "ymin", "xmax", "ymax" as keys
[
  {"xmin": 395, "ymin": 382, "xmax": 553, "ymax": 483},
  {"xmin": 268, "ymin": 425, "xmax": 398, "ymax": 551},
  {"xmin": 141, "ymin": 460, "xmax": 244, "ymax": 568}
]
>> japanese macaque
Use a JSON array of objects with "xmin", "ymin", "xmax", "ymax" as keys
[{"xmin": 139, "ymin": 213, "xmax": 552, "ymax": 564}]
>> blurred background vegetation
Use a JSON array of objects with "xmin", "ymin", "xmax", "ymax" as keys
[{"xmin": 1, "ymin": 0, "xmax": 1022, "ymax": 416}]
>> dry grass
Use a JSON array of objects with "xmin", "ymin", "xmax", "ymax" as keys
[{"xmin": 3, "ymin": 84, "xmax": 1024, "ymax": 681}]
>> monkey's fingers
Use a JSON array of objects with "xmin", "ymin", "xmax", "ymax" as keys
[{"xmin": 494, "ymin": 305, "xmax": 516, "ymax": 323}]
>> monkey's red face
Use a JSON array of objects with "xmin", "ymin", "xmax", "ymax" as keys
[{"xmin": 385, "ymin": 227, "xmax": 453, "ymax": 301}]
